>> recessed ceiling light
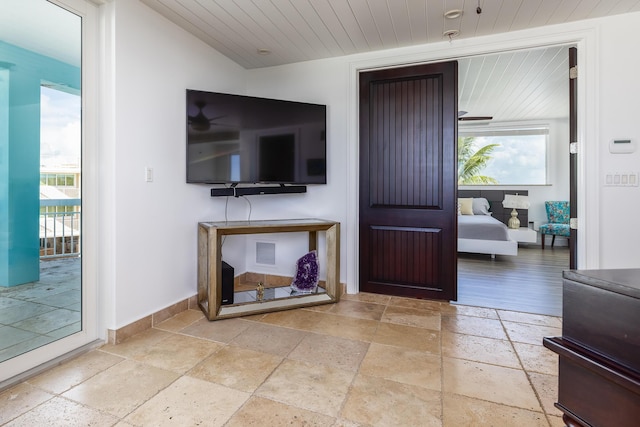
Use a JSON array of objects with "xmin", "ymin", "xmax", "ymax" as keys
[
  {"xmin": 257, "ymin": 48, "xmax": 271, "ymax": 55},
  {"xmin": 443, "ymin": 29, "xmax": 460, "ymax": 38},
  {"xmin": 444, "ymin": 9, "xmax": 463, "ymax": 19}
]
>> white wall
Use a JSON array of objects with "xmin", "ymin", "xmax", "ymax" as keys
[
  {"xmin": 103, "ymin": 1, "xmax": 640, "ymax": 330},
  {"xmin": 598, "ymin": 13, "xmax": 640, "ymax": 268},
  {"xmin": 102, "ymin": 0, "xmax": 248, "ymax": 329}
]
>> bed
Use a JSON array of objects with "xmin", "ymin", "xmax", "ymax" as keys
[{"xmin": 457, "ymin": 190, "xmax": 529, "ymax": 257}]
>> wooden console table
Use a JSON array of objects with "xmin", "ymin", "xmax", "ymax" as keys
[
  {"xmin": 197, "ymin": 219, "xmax": 340, "ymax": 320},
  {"xmin": 543, "ymin": 269, "xmax": 640, "ymax": 427}
]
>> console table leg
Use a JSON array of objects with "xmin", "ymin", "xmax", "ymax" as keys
[
  {"xmin": 326, "ymin": 223, "xmax": 340, "ymax": 300},
  {"xmin": 308, "ymin": 231, "xmax": 317, "ymax": 252}
]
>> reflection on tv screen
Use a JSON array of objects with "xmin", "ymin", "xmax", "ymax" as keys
[{"xmin": 186, "ymin": 90, "xmax": 327, "ymax": 185}]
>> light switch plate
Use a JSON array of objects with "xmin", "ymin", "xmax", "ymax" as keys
[{"xmin": 604, "ymin": 172, "xmax": 639, "ymax": 186}]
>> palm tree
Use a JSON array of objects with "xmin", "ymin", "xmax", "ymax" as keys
[{"xmin": 458, "ymin": 136, "xmax": 499, "ymax": 184}]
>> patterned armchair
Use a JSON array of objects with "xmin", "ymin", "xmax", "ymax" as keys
[{"xmin": 539, "ymin": 201, "xmax": 570, "ymax": 249}]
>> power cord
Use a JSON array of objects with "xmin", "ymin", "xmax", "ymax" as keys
[
  {"xmin": 242, "ymin": 195, "xmax": 252, "ymax": 222},
  {"xmin": 220, "ymin": 191, "xmax": 253, "ymax": 257}
]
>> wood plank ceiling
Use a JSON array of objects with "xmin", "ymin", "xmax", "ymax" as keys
[
  {"xmin": 140, "ymin": 0, "xmax": 640, "ymax": 122},
  {"xmin": 458, "ymin": 46, "xmax": 569, "ymax": 122},
  {"xmin": 141, "ymin": 0, "xmax": 640, "ymax": 69}
]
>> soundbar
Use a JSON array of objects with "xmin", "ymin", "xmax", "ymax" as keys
[{"xmin": 210, "ymin": 185, "xmax": 307, "ymax": 198}]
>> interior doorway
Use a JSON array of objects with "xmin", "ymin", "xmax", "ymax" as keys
[{"xmin": 455, "ymin": 45, "xmax": 574, "ymax": 317}]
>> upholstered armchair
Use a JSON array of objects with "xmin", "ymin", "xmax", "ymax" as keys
[{"xmin": 539, "ymin": 201, "xmax": 570, "ymax": 249}]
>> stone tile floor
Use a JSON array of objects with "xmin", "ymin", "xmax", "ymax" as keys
[
  {"xmin": 0, "ymin": 292, "xmax": 565, "ymax": 426},
  {"xmin": 0, "ymin": 257, "xmax": 81, "ymax": 363}
]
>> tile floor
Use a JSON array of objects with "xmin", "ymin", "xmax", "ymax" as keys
[
  {"xmin": 0, "ymin": 293, "xmax": 565, "ymax": 426},
  {"xmin": 0, "ymin": 257, "xmax": 81, "ymax": 363}
]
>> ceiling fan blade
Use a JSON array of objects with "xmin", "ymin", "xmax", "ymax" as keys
[
  {"xmin": 458, "ymin": 116, "xmax": 493, "ymax": 121},
  {"xmin": 210, "ymin": 122, "xmax": 240, "ymax": 128},
  {"xmin": 207, "ymin": 115, "xmax": 227, "ymax": 123}
]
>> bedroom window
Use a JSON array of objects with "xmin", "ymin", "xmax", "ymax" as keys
[{"xmin": 458, "ymin": 127, "xmax": 549, "ymax": 185}]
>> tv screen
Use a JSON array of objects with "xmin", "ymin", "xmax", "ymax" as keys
[{"xmin": 186, "ymin": 90, "xmax": 327, "ymax": 184}]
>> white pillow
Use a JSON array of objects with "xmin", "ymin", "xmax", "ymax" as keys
[
  {"xmin": 458, "ymin": 198, "xmax": 474, "ymax": 215},
  {"xmin": 472, "ymin": 197, "xmax": 491, "ymax": 215}
]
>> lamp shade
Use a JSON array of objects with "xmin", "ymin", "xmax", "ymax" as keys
[{"xmin": 502, "ymin": 194, "xmax": 530, "ymax": 209}]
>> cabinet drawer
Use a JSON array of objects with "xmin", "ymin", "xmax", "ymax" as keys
[
  {"xmin": 544, "ymin": 337, "xmax": 640, "ymax": 427},
  {"xmin": 562, "ymin": 273, "xmax": 640, "ymax": 373},
  {"xmin": 556, "ymin": 354, "xmax": 640, "ymax": 427}
]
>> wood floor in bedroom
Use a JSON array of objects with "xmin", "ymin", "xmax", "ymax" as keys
[{"xmin": 456, "ymin": 245, "xmax": 569, "ymax": 317}]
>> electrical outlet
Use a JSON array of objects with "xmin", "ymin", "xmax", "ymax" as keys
[
  {"xmin": 256, "ymin": 242, "xmax": 276, "ymax": 265},
  {"xmin": 145, "ymin": 167, "xmax": 153, "ymax": 182}
]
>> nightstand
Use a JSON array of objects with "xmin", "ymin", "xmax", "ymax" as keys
[{"xmin": 507, "ymin": 227, "xmax": 537, "ymax": 243}]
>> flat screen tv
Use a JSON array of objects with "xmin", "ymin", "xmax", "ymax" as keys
[{"xmin": 186, "ymin": 89, "xmax": 327, "ymax": 185}]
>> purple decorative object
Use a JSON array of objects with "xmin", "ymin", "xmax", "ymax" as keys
[{"xmin": 290, "ymin": 250, "xmax": 319, "ymax": 293}]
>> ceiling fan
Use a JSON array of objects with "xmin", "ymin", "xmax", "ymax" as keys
[
  {"xmin": 458, "ymin": 110, "xmax": 493, "ymax": 121},
  {"xmin": 188, "ymin": 101, "xmax": 231, "ymax": 131}
]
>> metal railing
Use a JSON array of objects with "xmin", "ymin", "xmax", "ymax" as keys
[{"xmin": 40, "ymin": 198, "xmax": 81, "ymax": 259}]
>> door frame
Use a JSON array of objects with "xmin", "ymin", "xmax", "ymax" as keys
[
  {"xmin": 0, "ymin": 0, "xmax": 100, "ymax": 386},
  {"xmin": 345, "ymin": 29, "xmax": 600, "ymax": 294},
  {"xmin": 569, "ymin": 47, "xmax": 578, "ymax": 270}
]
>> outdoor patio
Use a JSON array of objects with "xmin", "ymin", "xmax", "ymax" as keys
[{"xmin": 0, "ymin": 257, "xmax": 81, "ymax": 363}]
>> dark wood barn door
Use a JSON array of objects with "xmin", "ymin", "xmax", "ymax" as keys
[{"xmin": 359, "ymin": 62, "xmax": 458, "ymax": 301}]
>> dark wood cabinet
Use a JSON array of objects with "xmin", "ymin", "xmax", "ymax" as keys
[{"xmin": 543, "ymin": 269, "xmax": 640, "ymax": 427}]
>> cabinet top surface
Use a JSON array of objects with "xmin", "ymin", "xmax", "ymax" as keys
[
  {"xmin": 563, "ymin": 269, "xmax": 640, "ymax": 299},
  {"xmin": 199, "ymin": 218, "xmax": 337, "ymax": 229}
]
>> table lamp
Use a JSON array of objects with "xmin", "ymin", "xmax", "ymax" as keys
[{"xmin": 502, "ymin": 194, "xmax": 530, "ymax": 229}]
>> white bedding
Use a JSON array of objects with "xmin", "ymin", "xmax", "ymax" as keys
[
  {"xmin": 458, "ymin": 214, "xmax": 510, "ymax": 241},
  {"xmin": 457, "ymin": 214, "xmax": 517, "ymax": 256}
]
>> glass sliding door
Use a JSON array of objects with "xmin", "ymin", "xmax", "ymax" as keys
[{"xmin": 1, "ymin": 0, "xmax": 95, "ymax": 383}]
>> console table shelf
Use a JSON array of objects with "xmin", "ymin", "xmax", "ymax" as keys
[{"xmin": 197, "ymin": 219, "xmax": 340, "ymax": 320}]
